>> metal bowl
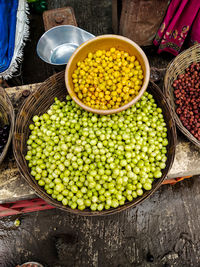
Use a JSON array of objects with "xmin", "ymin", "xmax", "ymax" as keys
[{"xmin": 36, "ymin": 25, "xmax": 95, "ymax": 65}]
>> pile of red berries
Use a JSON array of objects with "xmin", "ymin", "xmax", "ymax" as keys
[{"xmin": 173, "ymin": 62, "xmax": 200, "ymax": 141}]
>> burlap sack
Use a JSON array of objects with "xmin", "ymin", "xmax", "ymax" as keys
[{"xmin": 119, "ymin": 0, "xmax": 170, "ymax": 46}]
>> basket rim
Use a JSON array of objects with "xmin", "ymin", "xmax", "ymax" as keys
[
  {"xmin": 13, "ymin": 72, "xmax": 176, "ymax": 216},
  {"xmin": 164, "ymin": 43, "xmax": 200, "ymax": 149},
  {"xmin": 0, "ymin": 87, "xmax": 15, "ymax": 165}
]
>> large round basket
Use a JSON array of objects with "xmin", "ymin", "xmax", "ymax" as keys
[
  {"xmin": 13, "ymin": 71, "xmax": 176, "ymax": 216},
  {"xmin": 0, "ymin": 87, "xmax": 15, "ymax": 165},
  {"xmin": 164, "ymin": 44, "xmax": 200, "ymax": 149}
]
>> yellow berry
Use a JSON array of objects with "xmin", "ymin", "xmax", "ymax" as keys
[
  {"xmin": 110, "ymin": 47, "xmax": 116, "ymax": 53},
  {"xmin": 105, "ymin": 95, "xmax": 111, "ymax": 101},
  {"xmin": 124, "ymin": 94, "xmax": 129, "ymax": 100},
  {"xmin": 123, "ymin": 86, "xmax": 129, "ymax": 93},
  {"xmin": 136, "ymin": 65, "xmax": 141, "ymax": 70},
  {"xmin": 117, "ymin": 83, "xmax": 123, "ymax": 89},
  {"xmin": 129, "ymin": 89, "xmax": 135, "ymax": 95},
  {"xmin": 134, "ymin": 60, "xmax": 139, "ymax": 66},
  {"xmin": 106, "ymin": 51, "xmax": 111, "ymax": 57},
  {"xmin": 96, "ymin": 50, "xmax": 102, "ymax": 57},
  {"xmin": 135, "ymin": 80, "xmax": 140, "ymax": 86},
  {"xmin": 116, "ymin": 52, "xmax": 121, "ymax": 58},
  {"xmin": 88, "ymin": 52, "xmax": 93, "ymax": 58},
  {"xmin": 111, "ymin": 91, "xmax": 117, "ymax": 96},
  {"xmin": 138, "ymin": 70, "xmax": 143, "ymax": 75},
  {"xmin": 135, "ymin": 85, "xmax": 141, "ymax": 90},
  {"xmin": 72, "ymin": 74, "xmax": 77, "ymax": 78},
  {"xmin": 99, "ymin": 92, "xmax": 104, "ymax": 98},
  {"xmin": 78, "ymin": 92, "xmax": 83, "ymax": 99},
  {"xmin": 117, "ymin": 88, "xmax": 122, "ymax": 94},
  {"xmin": 130, "ymin": 56, "xmax": 136, "ymax": 62},
  {"xmin": 107, "ymin": 80, "xmax": 112, "ymax": 86},
  {"xmin": 80, "ymin": 70, "xmax": 85, "ymax": 76}
]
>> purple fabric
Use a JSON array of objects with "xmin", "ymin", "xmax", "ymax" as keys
[
  {"xmin": 153, "ymin": 0, "xmax": 200, "ymax": 56},
  {"xmin": 190, "ymin": 8, "xmax": 200, "ymax": 45}
]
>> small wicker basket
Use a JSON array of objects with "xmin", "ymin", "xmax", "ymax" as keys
[
  {"xmin": 0, "ymin": 87, "xmax": 15, "ymax": 165},
  {"xmin": 13, "ymin": 71, "xmax": 176, "ymax": 216},
  {"xmin": 164, "ymin": 44, "xmax": 200, "ymax": 149}
]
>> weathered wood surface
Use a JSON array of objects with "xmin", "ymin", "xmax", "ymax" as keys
[
  {"xmin": 0, "ymin": 1, "xmax": 200, "ymax": 267},
  {"xmin": 0, "ymin": 176, "xmax": 200, "ymax": 267},
  {"xmin": 0, "ymin": 83, "xmax": 200, "ymax": 204},
  {"xmin": 47, "ymin": 0, "xmax": 113, "ymax": 36},
  {"xmin": 0, "ymin": 0, "xmax": 199, "ymax": 204}
]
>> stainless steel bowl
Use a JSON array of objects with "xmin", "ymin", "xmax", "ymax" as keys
[{"xmin": 36, "ymin": 25, "xmax": 95, "ymax": 65}]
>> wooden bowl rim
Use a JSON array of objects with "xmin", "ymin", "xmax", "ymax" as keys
[{"xmin": 65, "ymin": 34, "xmax": 150, "ymax": 115}]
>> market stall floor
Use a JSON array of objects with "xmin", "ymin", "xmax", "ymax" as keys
[
  {"xmin": 0, "ymin": 0, "xmax": 200, "ymax": 267},
  {"xmin": 0, "ymin": 175, "xmax": 200, "ymax": 267}
]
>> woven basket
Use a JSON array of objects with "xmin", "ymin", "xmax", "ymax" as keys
[
  {"xmin": 13, "ymin": 71, "xmax": 176, "ymax": 216},
  {"xmin": 164, "ymin": 44, "xmax": 200, "ymax": 149},
  {"xmin": 0, "ymin": 87, "xmax": 15, "ymax": 165}
]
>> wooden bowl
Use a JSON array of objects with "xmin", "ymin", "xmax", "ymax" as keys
[
  {"xmin": 0, "ymin": 87, "xmax": 15, "ymax": 165},
  {"xmin": 65, "ymin": 34, "xmax": 150, "ymax": 115},
  {"xmin": 164, "ymin": 44, "xmax": 200, "ymax": 149},
  {"xmin": 13, "ymin": 71, "xmax": 176, "ymax": 216}
]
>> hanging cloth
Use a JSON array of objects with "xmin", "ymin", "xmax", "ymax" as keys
[
  {"xmin": 0, "ymin": 0, "xmax": 29, "ymax": 79},
  {"xmin": 153, "ymin": 0, "xmax": 200, "ymax": 56},
  {"xmin": 0, "ymin": 0, "xmax": 18, "ymax": 72}
]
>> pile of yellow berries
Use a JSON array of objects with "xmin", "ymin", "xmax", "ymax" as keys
[{"xmin": 72, "ymin": 47, "xmax": 144, "ymax": 110}]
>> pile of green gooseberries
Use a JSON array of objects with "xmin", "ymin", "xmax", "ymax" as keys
[{"xmin": 25, "ymin": 92, "xmax": 168, "ymax": 211}]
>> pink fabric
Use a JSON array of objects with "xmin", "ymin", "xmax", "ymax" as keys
[
  {"xmin": 190, "ymin": 8, "xmax": 200, "ymax": 45},
  {"xmin": 153, "ymin": 0, "xmax": 200, "ymax": 56}
]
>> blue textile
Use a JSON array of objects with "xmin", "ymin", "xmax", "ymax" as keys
[{"xmin": 0, "ymin": 0, "xmax": 18, "ymax": 72}]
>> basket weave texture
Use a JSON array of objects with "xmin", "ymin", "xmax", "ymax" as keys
[
  {"xmin": 164, "ymin": 44, "xmax": 200, "ymax": 149},
  {"xmin": 0, "ymin": 87, "xmax": 15, "ymax": 165},
  {"xmin": 13, "ymin": 71, "xmax": 176, "ymax": 216}
]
